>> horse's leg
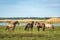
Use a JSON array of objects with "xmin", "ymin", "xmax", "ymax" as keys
[
  {"xmin": 24, "ymin": 26, "xmax": 27, "ymax": 31},
  {"xmin": 38, "ymin": 27, "xmax": 39, "ymax": 31},
  {"xmin": 27, "ymin": 27, "xmax": 29, "ymax": 31},
  {"xmin": 43, "ymin": 27, "xmax": 45, "ymax": 31},
  {"xmin": 12, "ymin": 26, "xmax": 15, "ymax": 31},
  {"xmin": 5, "ymin": 26, "xmax": 8, "ymax": 30},
  {"xmin": 52, "ymin": 26, "xmax": 54, "ymax": 31},
  {"xmin": 6, "ymin": 26, "xmax": 9, "ymax": 31},
  {"xmin": 37, "ymin": 26, "xmax": 39, "ymax": 31},
  {"xmin": 50, "ymin": 26, "xmax": 54, "ymax": 31},
  {"xmin": 31, "ymin": 27, "xmax": 33, "ymax": 31},
  {"xmin": 43, "ymin": 26, "xmax": 45, "ymax": 31}
]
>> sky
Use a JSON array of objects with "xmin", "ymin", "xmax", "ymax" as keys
[{"xmin": 0, "ymin": 0, "xmax": 60, "ymax": 17}]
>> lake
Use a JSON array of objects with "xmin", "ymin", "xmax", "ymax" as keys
[
  {"xmin": 0, "ymin": 22, "xmax": 60, "ymax": 26},
  {"xmin": 0, "ymin": 22, "xmax": 27, "ymax": 26}
]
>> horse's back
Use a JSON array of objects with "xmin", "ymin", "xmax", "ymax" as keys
[
  {"xmin": 7, "ymin": 23, "xmax": 14, "ymax": 28},
  {"xmin": 45, "ymin": 23, "xmax": 53, "ymax": 27}
]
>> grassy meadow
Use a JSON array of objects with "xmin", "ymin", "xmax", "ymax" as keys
[{"xmin": 0, "ymin": 26, "xmax": 60, "ymax": 40}]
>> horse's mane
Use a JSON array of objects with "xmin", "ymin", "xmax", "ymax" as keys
[{"xmin": 12, "ymin": 21, "xmax": 18, "ymax": 25}]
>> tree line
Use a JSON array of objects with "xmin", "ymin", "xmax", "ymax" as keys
[{"xmin": 0, "ymin": 17, "xmax": 60, "ymax": 20}]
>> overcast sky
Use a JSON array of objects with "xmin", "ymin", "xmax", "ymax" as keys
[{"xmin": 0, "ymin": 0, "xmax": 60, "ymax": 17}]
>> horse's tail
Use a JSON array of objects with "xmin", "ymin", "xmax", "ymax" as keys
[{"xmin": 52, "ymin": 25, "xmax": 54, "ymax": 31}]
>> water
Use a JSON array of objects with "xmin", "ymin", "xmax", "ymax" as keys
[
  {"xmin": 0, "ymin": 22, "xmax": 27, "ymax": 26},
  {"xmin": 0, "ymin": 22, "xmax": 60, "ymax": 26},
  {"xmin": 53, "ymin": 23, "xmax": 60, "ymax": 26}
]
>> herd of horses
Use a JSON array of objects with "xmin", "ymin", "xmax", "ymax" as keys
[{"xmin": 5, "ymin": 21, "xmax": 54, "ymax": 31}]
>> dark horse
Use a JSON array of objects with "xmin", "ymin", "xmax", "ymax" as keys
[
  {"xmin": 6, "ymin": 21, "xmax": 19, "ymax": 31},
  {"xmin": 24, "ymin": 21, "xmax": 34, "ymax": 31},
  {"xmin": 35, "ymin": 22, "xmax": 45, "ymax": 31}
]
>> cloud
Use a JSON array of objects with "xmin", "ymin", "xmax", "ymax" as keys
[
  {"xmin": 48, "ymin": 4, "xmax": 60, "ymax": 7},
  {"xmin": 0, "ymin": 0, "xmax": 20, "ymax": 5},
  {"xmin": 32, "ymin": 0, "xmax": 59, "ymax": 1}
]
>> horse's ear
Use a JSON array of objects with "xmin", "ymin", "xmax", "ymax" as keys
[
  {"xmin": 15, "ymin": 20, "xmax": 18, "ymax": 22},
  {"xmin": 32, "ymin": 21, "xmax": 34, "ymax": 24},
  {"xmin": 32, "ymin": 21, "xmax": 34, "ymax": 22},
  {"xmin": 35, "ymin": 21, "xmax": 37, "ymax": 23}
]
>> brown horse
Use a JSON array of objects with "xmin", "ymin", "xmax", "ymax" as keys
[
  {"xmin": 24, "ymin": 21, "xmax": 34, "ymax": 31},
  {"xmin": 35, "ymin": 22, "xmax": 54, "ymax": 31},
  {"xmin": 6, "ymin": 21, "xmax": 19, "ymax": 31},
  {"xmin": 35, "ymin": 22, "xmax": 45, "ymax": 31}
]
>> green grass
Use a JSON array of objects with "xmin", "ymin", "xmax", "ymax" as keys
[{"xmin": 0, "ymin": 26, "xmax": 60, "ymax": 40}]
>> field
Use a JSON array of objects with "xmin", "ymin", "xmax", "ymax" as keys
[{"xmin": 0, "ymin": 26, "xmax": 60, "ymax": 40}]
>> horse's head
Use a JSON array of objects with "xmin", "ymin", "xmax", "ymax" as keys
[
  {"xmin": 35, "ymin": 22, "xmax": 39, "ymax": 25},
  {"xmin": 31, "ymin": 21, "xmax": 34, "ymax": 24},
  {"xmin": 35, "ymin": 22, "xmax": 42, "ymax": 26},
  {"xmin": 14, "ymin": 21, "xmax": 20, "ymax": 25}
]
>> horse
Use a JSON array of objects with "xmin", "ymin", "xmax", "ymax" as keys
[
  {"xmin": 45, "ymin": 23, "xmax": 54, "ymax": 31},
  {"xmin": 24, "ymin": 21, "xmax": 34, "ymax": 31},
  {"xmin": 6, "ymin": 21, "xmax": 19, "ymax": 31},
  {"xmin": 35, "ymin": 22, "xmax": 54, "ymax": 31},
  {"xmin": 35, "ymin": 22, "xmax": 45, "ymax": 31}
]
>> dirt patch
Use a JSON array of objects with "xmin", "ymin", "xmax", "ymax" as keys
[{"xmin": 0, "ymin": 33, "xmax": 48, "ymax": 38}]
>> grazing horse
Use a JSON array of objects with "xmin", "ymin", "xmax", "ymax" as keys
[
  {"xmin": 35, "ymin": 22, "xmax": 45, "ymax": 31},
  {"xmin": 35, "ymin": 22, "xmax": 54, "ymax": 31},
  {"xmin": 24, "ymin": 21, "xmax": 34, "ymax": 31},
  {"xmin": 45, "ymin": 23, "xmax": 54, "ymax": 31},
  {"xmin": 6, "ymin": 21, "xmax": 19, "ymax": 31}
]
